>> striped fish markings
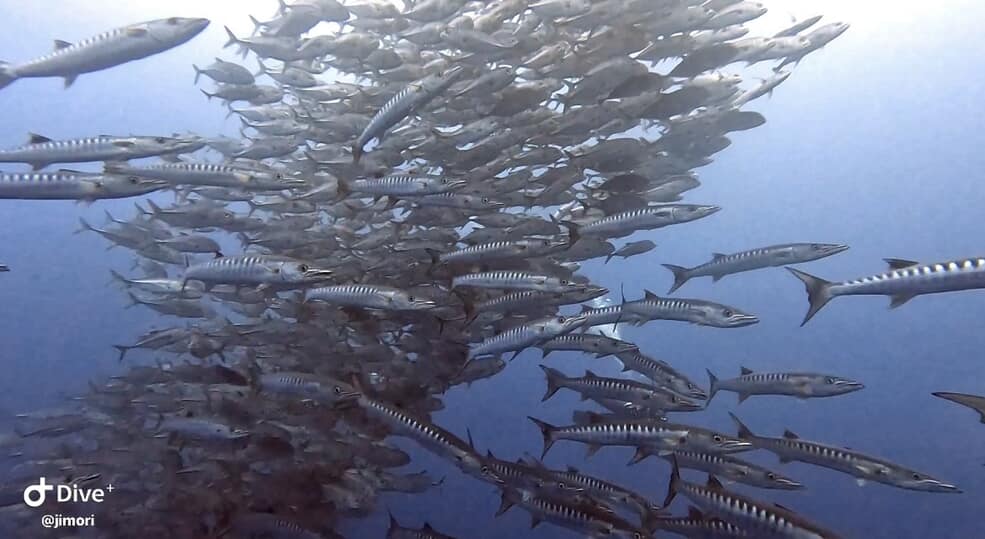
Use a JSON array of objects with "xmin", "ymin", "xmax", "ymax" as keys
[{"xmin": 789, "ymin": 256, "xmax": 985, "ymax": 325}]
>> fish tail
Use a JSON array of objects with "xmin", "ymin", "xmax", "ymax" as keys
[
  {"xmin": 112, "ymin": 345, "xmax": 130, "ymax": 362},
  {"xmin": 0, "ymin": 61, "xmax": 16, "ymax": 90},
  {"xmin": 728, "ymin": 412, "xmax": 754, "ymax": 439},
  {"xmin": 351, "ymin": 143, "xmax": 363, "ymax": 164},
  {"xmin": 527, "ymin": 416, "xmax": 556, "ymax": 459},
  {"xmin": 785, "ymin": 267, "xmax": 834, "ymax": 326},
  {"xmin": 662, "ymin": 454, "xmax": 682, "ymax": 508},
  {"xmin": 222, "ymin": 26, "xmax": 241, "ymax": 49},
  {"xmin": 539, "ymin": 364, "xmax": 563, "ymax": 402},
  {"xmin": 74, "ymin": 217, "xmax": 94, "ymax": 235},
  {"xmin": 705, "ymin": 368, "xmax": 719, "ymax": 404},
  {"xmin": 662, "ymin": 264, "xmax": 691, "ymax": 294},
  {"xmin": 335, "ymin": 177, "xmax": 351, "ymax": 200},
  {"xmin": 558, "ymin": 219, "xmax": 580, "ymax": 247},
  {"xmin": 108, "ymin": 269, "xmax": 128, "ymax": 286},
  {"xmin": 604, "ymin": 252, "xmax": 615, "ymax": 264},
  {"xmin": 248, "ymin": 14, "xmax": 263, "ymax": 34}
]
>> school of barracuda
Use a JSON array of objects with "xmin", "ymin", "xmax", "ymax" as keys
[{"xmin": 0, "ymin": 1, "xmax": 981, "ymax": 538}]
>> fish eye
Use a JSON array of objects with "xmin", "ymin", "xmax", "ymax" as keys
[
  {"xmin": 912, "ymin": 473, "xmax": 921, "ymax": 480},
  {"xmin": 558, "ymin": 316, "xmax": 566, "ymax": 322},
  {"xmin": 558, "ymin": 482, "xmax": 566, "ymax": 489},
  {"xmin": 825, "ymin": 377, "xmax": 836, "ymax": 384},
  {"xmin": 333, "ymin": 386, "xmax": 342, "ymax": 394},
  {"xmin": 560, "ymin": 279, "xmax": 568, "ymax": 284},
  {"xmin": 128, "ymin": 176, "xmax": 139, "ymax": 184},
  {"xmin": 481, "ymin": 197, "xmax": 489, "ymax": 203},
  {"xmin": 812, "ymin": 244, "xmax": 822, "ymax": 250},
  {"xmin": 767, "ymin": 473, "xmax": 776, "ymax": 479},
  {"xmin": 299, "ymin": 264, "xmax": 309, "ymax": 272},
  {"xmin": 481, "ymin": 465, "xmax": 489, "ymax": 473},
  {"xmin": 407, "ymin": 296, "xmax": 416, "ymax": 302},
  {"xmin": 723, "ymin": 309, "xmax": 733, "ymax": 317},
  {"xmin": 167, "ymin": 17, "xmax": 179, "ymax": 25},
  {"xmin": 155, "ymin": 137, "xmax": 166, "ymax": 143},
  {"xmin": 713, "ymin": 435, "xmax": 723, "ymax": 442},
  {"xmin": 275, "ymin": 173, "xmax": 284, "ymax": 180}
]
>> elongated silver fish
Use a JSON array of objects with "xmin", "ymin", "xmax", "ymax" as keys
[
  {"xmin": 662, "ymin": 450, "xmax": 803, "ymax": 490},
  {"xmin": 788, "ymin": 257, "xmax": 985, "ymax": 325},
  {"xmin": 181, "ymin": 255, "xmax": 332, "ymax": 290},
  {"xmin": 338, "ymin": 174, "xmax": 467, "ymax": 198},
  {"xmin": 0, "ymin": 134, "xmax": 204, "ymax": 170},
  {"xmin": 561, "ymin": 204, "xmax": 719, "ymax": 243},
  {"xmin": 528, "ymin": 416, "xmax": 690, "ymax": 459},
  {"xmin": 614, "ymin": 350, "xmax": 707, "ymax": 399},
  {"xmin": 353, "ymin": 66, "xmax": 465, "ymax": 162},
  {"xmin": 0, "ymin": 171, "xmax": 165, "ymax": 200},
  {"xmin": 0, "ymin": 17, "xmax": 209, "ymax": 89},
  {"xmin": 103, "ymin": 161, "xmax": 302, "ymax": 191},
  {"xmin": 469, "ymin": 313, "xmax": 587, "ymax": 361},
  {"xmin": 932, "ymin": 391, "xmax": 985, "ymax": 424},
  {"xmin": 622, "ymin": 290, "xmax": 759, "ymax": 328},
  {"xmin": 707, "ymin": 367, "xmax": 863, "ymax": 404},
  {"xmin": 730, "ymin": 414, "xmax": 960, "ymax": 493},
  {"xmin": 452, "ymin": 271, "xmax": 586, "ymax": 293},
  {"xmin": 664, "ymin": 457, "xmax": 842, "ymax": 539},
  {"xmin": 663, "ymin": 243, "xmax": 848, "ymax": 293},
  {"xmin": 306, "ymin": 284, "xmax": 436, "ymax": 310}
]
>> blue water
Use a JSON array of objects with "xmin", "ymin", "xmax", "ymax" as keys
[{"xmin": 1, "ymin": 2, "xmax": 983, "ymax": 538}]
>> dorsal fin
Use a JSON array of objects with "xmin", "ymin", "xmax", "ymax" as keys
[
  {"xmin": 28, "ymin": 132, "xmax": 52, "ymax": 144},
  {"xmin": 580, "ymin": 304, "xmax": 593, "ymax": 313},
  {"xmin": 712, "ymin": 252, "xmax": 727, "ymax": 260},
  {"xmin": 782, "ymin": 429, "xmax": 799, "ymax": 439},
  {"xmin": 885, "ymin": 258, "xmax": 919, "ymax": 270},
  {"xmin": 740, "ymin": 366, "xmax": 753, "ymax": 375},
  {"xmin": 565, "ymin": 465, "xmax": 579, "ymax": 473},
  {"xmin": 584, "ymin": 369, "xmax": 598, "ymax": 378},
  {"xmin": 643, "ymin": 289, "xmax": 658, "ymax": 300},
  {"xmin": 706, "ymin": 475, "xmax": 724, "ymax": 490},
  {"xmin": 773, "ymin": 503, "xmax": 792, "ymax": 512},
  {"xmin": 687, "ymin": 506, "xmax": 705, "ymax": 520},
  {"xmin": 53, "ymin": 40, "xmax": 71, "ymax": 50},
  {"xmin": 422, "ymin": 523, "xmax": 435, "ymax": 532}
]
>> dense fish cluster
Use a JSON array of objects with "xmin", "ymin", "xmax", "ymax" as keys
[{"xmin": 0, "ymin": 1, "xmax": 981, "ymax": 538}]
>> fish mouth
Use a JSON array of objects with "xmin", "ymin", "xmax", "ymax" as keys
[
  {"xmin": 718, "ymin": 439, "xmax": 754, "ymax": 452},
  {"xmin": 303, "ymin": 269, "xmax": 334, "ymax": 280},
  {"xmin": 820, "ymin": 244, "xmax": 850, "ymax": 256},
  {"xmin": 441, "ymin": 65, "xmax": 466, "ymax": 80},
  {"xmin": 772, "ymin": 477, "xmax": 804, "ymax": 489},
  {"xmin": 834, "ymin": 380, "xmax": 864, "ymax": 390},
  {"xmin": 727, "ymin": 314, "xmax": 759, "ymax": 327},
  {"xmin": 910, "ymin": 479, "xmax": 961, "ymax": 493}
]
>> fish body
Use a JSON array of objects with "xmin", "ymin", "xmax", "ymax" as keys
[
  {"xmin": 932, "ymin": 391, "xmax": 985, "ymax": 424},
  {"xmin": 0, "ymin": 17, "xmax": 209, "ymax": 89},
  {"xmin": 0, "ymin": 171, "xmax": 165, "ymax": 200},
  {"xmin": 663, "ymin": 243, "xmax": 848, "ymax": 293},
  {"xmin": 181, "ymin": 255, "xmax": 332, "ymax": 289},
  {"xmin": 0, "ymin": 134, "xmax": 204, "ymax": 169},
  {"xmin": 622, "ymin": 290, "xmax": 759, "ymax": 328},
  {"xmin": 707, "ymin": 367, "xmax": 863, "ymax": 403},
  {"xmin": 730, "ymin": 414, "xmax": 960, "ymax": 493},
  {"xmin": 788, "ymin": 257, "xmax": 985, "ymax": 325}
]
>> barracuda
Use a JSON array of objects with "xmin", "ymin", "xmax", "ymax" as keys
[
  {"xmin": 0, "ymin": 171, "xmax": 166, "ymax": 200},
  {"xmin": 560, "ymin": 204, "xmax": 720, "ymax": 244},
  {"xmin": 352, "ymin": 66, "xmax": 465, "ymax": 163},
  {"xmin": 614, "ymin": 350, "xmax": 707, "ymax": 399},
  {"xmin": 527, "ymin": 416, "xmax": 691, "ymax": 459},
  {"xmin": 103, "ymin": 161, "xmax": 303, "ymax": 191},
  {"xmin": 0, "ymin": 17, "xmax": 209, "ymax": 90},
  {"xmin": 452, "ymin": 271, "xmax": 587, "ymax": 293},
  {"xmin": 788, "ymin": 257, "xmax": 985, "ymax": 325},
  {"xmin": 662, "ymin": 450, "xmax": 803, "ymax": 490},
  {"xmin": 730, "ymin": 414, "xmax": 960, "ymax": 493},
  {"xmin": 0, "ymin": 134, "xmax": 204, "ymax": 170},
  {"xmin": 664, "ymin": 457, "xmax": 842, "ymax": 539},
  {"xmin": 306, "ymin": 284, "xmax": 436, "ymax": 310},
  {"xmin": 538, "ymin": 333, "xmax": 638, "ymax": 358},
  {"xmin": 663, "ymin": 242, "xmax": 849, "ymax": 293},
  {"xmin": 180, "ymin": 255, "xmax": 333, "ymax": 291},
  {"xmin": 707, "ymin": 367, "xmax": 864, "ymax": 404},
  {"xmin": 469, "ymin": 313, "xmax": 588, "ymax": 361},
  {"xmin": 622, "ymin": 290, "xmax": 759, "ymax": 328},
  {"xmin": 540, "ymin": 366, "xmax": 696, "ymax": 411}
]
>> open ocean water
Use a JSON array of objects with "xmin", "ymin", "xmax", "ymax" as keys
[{"xmin": 0, "ymin": 1, "xmax": 983, "ymax": 538}]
